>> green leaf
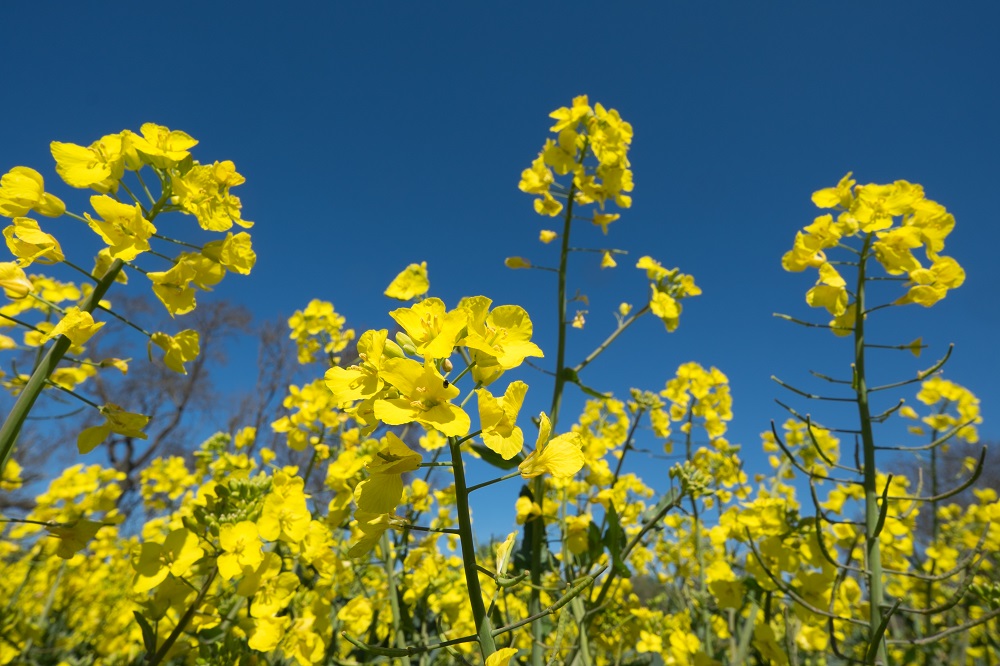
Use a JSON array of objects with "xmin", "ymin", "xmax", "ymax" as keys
[
  {"xmin": 133, "ymin": 610, "xmax": 157, "ymax": 655},
  {"xmin": 470, "ymin": 443, "xmax": 523, "ymax": 470},
  {"xmin": 587, "ymin": 520, "xmax": 603, "ymax": 563},
  {"xmin": 602, "ymin": 504, "xmax": 631, "ymax": 578},
  {"xmin": 560, "ymin": 367, "xmax": 612, "ymax": 400}
]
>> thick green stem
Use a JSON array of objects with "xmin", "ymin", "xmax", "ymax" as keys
[
  {"xmin": 854, "ymin": 234, "xmax": 887, "ymax": 664},
  {"xmin": 449, "ymin": 438, "xmax": 496, "ymax": 659}
]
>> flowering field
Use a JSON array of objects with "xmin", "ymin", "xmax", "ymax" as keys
[{"xmin": 0, "ymin": 96, "xmax": 997, "ymax": 666}]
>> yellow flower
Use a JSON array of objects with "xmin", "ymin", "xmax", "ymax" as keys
[
  {"xmin": 217, "ymin": 521, "xmax": 263, "ymax": 580},
  {"xmin": 539, "ymin": 229, "xmax": 557, "ymax": 244},
  {"xmin": 518, "ymin": 412, "xmax": 584, "ymax": 479},
  {"xmin": 600, "ymin": 251, "xmax": 617, "ymax": 269},
  {"xmin": 3, "ymin": 217, "xmax": 64, "ymax": 265},
  {"xmin": 0, "ymin": 261, "xmax": 33, "ymax": 298},
  {"xmin": 505, "ymin": 256, "xmax": 532, "ymax": 269},
  {"xmin": 150, "ymin": 330, "xmax": 200, "ymax": 374},
  {"xmin": 258, "ymin": 472, "xmax": 311, "ymax": 544},
  {"xmin": 132, "ymin": 528, "xmax": 205, "ymax": 593},
  {"xmin": 202, "ymin": 231, "xmax": 256, "ymax": 275},
  {"xmin": 476, "ymin": 381, "xmax": 528, "ymax": 460},
  {"xmin": 593, "ymin": 212, "xmax": 620, "ymax": 235},
  {"xmin": 533, "ymin": 192, "xmax": 563, "ymax": 217},
  {"xmin": 389, "ymin": 298, "xmax": 465, "ymax": 359},
  {"xmin": 50, "ymin": 133, "xmax": 126, "ymax": 192},
  {"xmin": 384, "ymin": 261, "xmax": 430, "ymax": 300},
  {"xmin": 811, "ymin": 172, "xmax": 856, "ymax": 209},
  {"xmin": 84, "ymin": 195, "xmax": 156, "ymax": 261},
  {"xmin": 460, "ymin": 296, "xmax": 544, "ymax": 370},
  {"xmin": 495, "ymin": 531, "xmax": 517, "ymax": 575},
  {"xmin": 248, "ymin": 615, "xmax": 290, "ymax": 652},
  {"xmin": 325, "ymin": 329, "xmax": 389, "ymax": 405},
  {"xmin": 171, "ymin": 160, "xmax": 252, "ymax": 231},
  {"xmin": 486, "ymin": 648, "xmax": 519, "ymax": 666},
  {"xmin": 77, "ymin": 403, "xmax": 150, "ymax": 454},
  {"xmin": 897, "ymin": 256, "xmax": 965, "ymax": 307},
  {"xmin": 145, "ymin": 253, "xmax": 222, "ymax": 317},
  {"xmin": 519, "ymin": 154, "xmax": 555, "ymax": 195},
  {"xmin": 44, "ymin": 307, "xmax": 104, "ymax": 346},
  {"xmin": 356, "ymin": 445, "xmax": 415, "ymax": 512},
  {"xmin": 514, "ymin": 495, "xmax": 541, "ymax": 524},
  {"xmin": 337, "ymin": 597, "xmax": 374, "ymax": 636},
  {"xmin": 549, "ymin": 94, "xmax": 592, "ymax": 132},
  {"xmin": 127, "ymin": 123, "xmax": 198, "ymax": 168},
  {"xmin": 0, "ymin": 166, "xmax": 65, "ymax": 218},
  {"xmin": 250, "ymin": 571, "xmax": 299, "ymax": 618}
]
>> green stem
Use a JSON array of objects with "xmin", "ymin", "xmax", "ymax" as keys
[
  {"xmin": 146, "ymin": 568, "xmax": 217, "ymax": 666},
  {"xmin": 449, "ymin": 437, "xmax": 496, "ymax": 660},
  {"xmin": 135, "ymin": 169, "xmax": 157, "ymax": 205},
  {"xmin": 854, "ymin": 233, "xmax": 887, "ymax": 664},
  {"xmin": 380, "ymin": 531, "xmax": 412, "ymax": 666},
  {"xmin": 467, "ymin": 471, "xmax": 521, "ymax": 493},
  {"xmin": 531, "ymin": 174, "xmax": 578, "ymax": 666},
  {"xmin": 572, "ymin": 304, "xmax": 650, "ymax": 374},
  {"xmin": 96, "ymin": 303, "xmax": 152, "ymax": 337}
]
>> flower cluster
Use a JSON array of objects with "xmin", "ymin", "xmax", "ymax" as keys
[
  {"xmin": 784, "ymin": 173, "xmax": 964, "ymax": 333},
  {"xmin": 519, "ymin": 94, "xmax": 634, "ymax": 217},
  {"xmin": 0, "ymin": 123, "xmax": 256, "ymax": 456}
]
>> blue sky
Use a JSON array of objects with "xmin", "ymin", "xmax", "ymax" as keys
[{"xmin": 4, "ymin": 3, "xmax": 999, "ymax": 532}]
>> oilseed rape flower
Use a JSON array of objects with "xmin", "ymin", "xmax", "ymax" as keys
[
  {"xmin": 390, "ymin": 297, "xmax": 465, "ymax": 359},
  {"xmin": 150, "ymin": 330, "xmax": 200, "ymax": 374},
  {"xmin": 146, "ymin": 253, "xmax": 225, "ymax": 316},
  {"xmin": 43, "ymin": 306, "xmax": 104, "ymax": 346},
  {"xmin": 132, "ymin": 528, "xmax": 205, "ymax": 593},
  {"xmin": 384, "ymin": 261, "xmax": 430, "ymax": 300},
  {"xmin": 459, "ymin": 296, "xmax": 544, "ymax": 370},
  {"xmin": 84, "ymin": 194, "xmax": 156, "ymax": 261},
  {"xmin": 518, "ymin": 412, "xmax": 585, "ymax": 479},
  {"xmin": 0, "ymin": 166, "xmax": 65, "ymax": 218},
  {"xmin": 0, "ymin": 261, "xmax": 32, "ymax": 298},
  {"xmin": 77, "ymin": 403, "xmax": 149, "ymax": 454},
  {"xmin": 637, "ymin": 256, "xmax": 701, "ymax": 332},
  {"xmin": 476, "ymin": 380, "xmax": 528, "ymax": 459},
  {"xmin": 375, "ymin": 358, "xmax": 470, "ymax": 436},
  {"xmin": 217, "ymin": 520, "xmax": 264, "ymax": 580},
  {"xmin": 126, "ymin": 122, "xmax": 197, "ymax": 168},
  {"xmin": 3, "ymin": 217, "xmax": 64, "ymax": 265},
  {"xmin": 258, "ymin": 471, "xmax": 311, "ymax": 544},
  {"xmin": 593, "ymin": 212, "xmax": 620, "ymax": 235},
  {"xmin": 324, "ymin": 328, "xmax": 390, "ymax": 405},
  {"xmin": 486, "ymin": 648, "xmax": 520, "ymax": 666},
  {"xmin": 50, "ymin": 133, "xmax": 126, "ymax": 192},
  {"xmin": 549, "ymin": 94, "xmax": 593, "ymax": 132},
  {"xmin": 353, "ymin": 433, "xmax": 422, "ymax": 517},
  {"xmin": 202, "ymin": 231, "xmax": 257, "ymax": 275},
  {"xmin": 171, "ymin": 160, "xmax": 253, "ymax": 231},
  {"xmin": 287, "ymin": 298, "xmax": 354, "ymax": 364}
]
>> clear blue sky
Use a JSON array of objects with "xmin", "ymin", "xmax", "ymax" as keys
[{"xmin": 5, "ymin": 3, "xmax": 998, "ymax": 531}]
